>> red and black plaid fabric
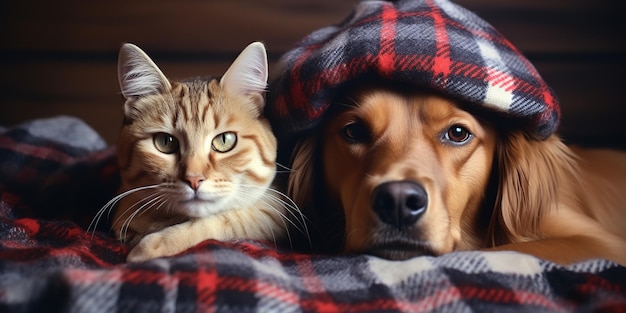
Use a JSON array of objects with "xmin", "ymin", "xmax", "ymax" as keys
[
  {"xmin": 1, "ymin": 117, "xmax": 625, "ymax": 312},
  {"xmin": 267, "ymin": 0, "xmax": 560, "ymax": 141}
]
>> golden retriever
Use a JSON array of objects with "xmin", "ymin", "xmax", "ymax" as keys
[{"xmin": 286, "ymin": 84, "xmax": 626, "ymax": 266}]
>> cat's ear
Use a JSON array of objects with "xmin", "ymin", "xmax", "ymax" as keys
[
  {"xmin": 220, "ymin": 42, "xmax": 268, "ymax": 107},
  {"xmin": 117, "ymin": 43, "xmax": 171, "ymax": 99}
]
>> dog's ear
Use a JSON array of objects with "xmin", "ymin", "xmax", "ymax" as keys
[
  {"xmin": 285, "ymin": 136, "xmax": 320, "ymax": 251},
  {"xmin": 288, "ymin": 137, "xmax": 317, "ymax": 209},
  {"xmin": 288, "ymin": 135, "xmax": 347, "ymax": 253},
  {"xmin": 493, "ymin": 133, "xmax": 579, "ymax": 244}
]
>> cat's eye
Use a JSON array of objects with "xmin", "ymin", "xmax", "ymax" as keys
[
  {"xmin": 212, "ymin": 132, "xmax": 237, "ymax": 152},
  {"xmin": 444, "ymin": 124, "xmax": 472, "ymax": 144},
  {"xmin": 341, "ymin": 120, "xmax": 371, "ymax": 144},
  {"xmin": 153, "ymin": 132, "xmax": 180, "ymax": 154}
]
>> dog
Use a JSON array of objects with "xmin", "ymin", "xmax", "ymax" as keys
[{"xmin": 285, "ymin": 84, "xmax": 626, "ymax": 266}]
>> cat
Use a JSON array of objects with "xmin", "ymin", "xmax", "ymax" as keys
[{"xmin": 97, "ymin": 42, "xmax": 305, "ymax": 262}]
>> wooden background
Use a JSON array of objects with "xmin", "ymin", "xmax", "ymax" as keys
[{"xmin": 1, "ymin": 0, "xmax": 624, "ymax": 148}]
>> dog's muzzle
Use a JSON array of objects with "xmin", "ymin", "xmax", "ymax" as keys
[{"xmin": 371, "ymin": 181, "xmax": 427, "ymax": 228}]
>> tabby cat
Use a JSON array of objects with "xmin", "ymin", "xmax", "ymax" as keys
[{"xmin": 102, "ymin": 42, "xmax": 301, "ymax": 262}]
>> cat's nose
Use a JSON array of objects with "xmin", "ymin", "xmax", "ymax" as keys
[{"xmin": 185, "ymin": 175, "xmax": 205, "ymax": 190}]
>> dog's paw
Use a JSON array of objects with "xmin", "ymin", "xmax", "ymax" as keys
[{"xmin": 126, "ymin": 232, "xmax": 173, "ymax": 262}]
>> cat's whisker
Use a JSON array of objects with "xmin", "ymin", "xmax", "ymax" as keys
[
  {"xmin": 257, "ymin": 207, "xmax": 279, "ymax": 246},
  {"xmin": 153, "ymin": 191, "xmax": 176, "ymax": 212},
  {"xmin": 88, "ymin": 185, "xmax": 162, "ymax": 240},
  {"xmin": 114, "ymin": 190, "xmax": 160, "ymax": 233},
  {"xmin": 90, "ymin": 186, "xmax": 148, "ymax": 234},
  {"xmin": 275, "ymin": 162, "xmax": 294, "ymax": 173},
  {"xmin": 257, "ymin": 196, "xmax": 309, "ymax": 250},
  {"xmin": 227, "ymin": 192, "xmax": 291, "ymax": 248},
  {"xmin": 114, "ymin": 184, "xmax": 176, "ymax": 242},
  {"xmin": 123, "ymin": 193, "xmax": 168, "ymax": 231},
  {"xmin": 249, "ymin": 190, "xmax": 311, "ymax": 247},
  {"xmin": 120, "ymin": 193, "xmax": 168, "ymax": 243},
  {"xmin": 242, "ymin": 184, "xmax": 311, "ymax": 240},
  {"xmin": 123, "ymin": 193, "xmax": 172, "ymax": 242},
  {"xmin": 265, "ymin": 187, "xmax": 311, "ymax": 224},
  {"xmin": 340, "ymin": 96, "xmax": 360, "ymax": 109},
  {"xmin": 263, "ymin": 194, "xmax": 308, "ymax": 232}
]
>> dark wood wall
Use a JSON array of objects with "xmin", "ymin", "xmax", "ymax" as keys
[{"xmin": 1, "ymin": 0, "xmax": 624, "ymax": 147}]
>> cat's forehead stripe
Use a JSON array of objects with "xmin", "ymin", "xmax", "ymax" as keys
[
  {"xmin": 212, "ymin": 108, "xmax": 221, "ymax": 130},
  {"xmin": 173, "ymin": 79, "xmax": 222, "ymax": 126},
  {"xmin": 172, "ymin": 106, "xmax": 179, "ymax": 130},
  {"xmin": 201, "ymin": 97, "xmax": 211, "ymax": 125},
  {"xmin": 186, "ymin": 80, "xmax": 206, "ymax": 105},
  {"xmin": 174, "ymin": 84, "xmax": 190, "ymax": 122}
]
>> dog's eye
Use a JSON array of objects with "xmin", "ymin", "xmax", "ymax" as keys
[
  {"xmin": 341, "ymin": 121, "xmax": 370, "ymax": 144},
  {"xmin": 445, "ymin": 125, "xmax": 472, "ymax": 144}
]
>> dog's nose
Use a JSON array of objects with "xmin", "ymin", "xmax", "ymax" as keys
[{"xmin": 371, "ymin": 181, "xmax": 427, "ymax": 228}]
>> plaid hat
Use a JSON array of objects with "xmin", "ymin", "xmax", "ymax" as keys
[{"xmin": 267, "ymin": 0, "xmax": 560, "ymax": 141}]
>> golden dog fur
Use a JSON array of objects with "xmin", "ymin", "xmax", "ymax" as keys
[{"xmin": 287, "ymin": 85, "xmax": 626, "ymax": 266}]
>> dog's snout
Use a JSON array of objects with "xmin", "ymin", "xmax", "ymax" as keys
[{"xmin": 371, "ymin": 181, "xmax": 427, "ymax": 228}]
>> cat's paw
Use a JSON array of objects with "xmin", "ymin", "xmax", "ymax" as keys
[{"xmin": 126, "ymin": 232, "xmax": 173, "ymax": 262}]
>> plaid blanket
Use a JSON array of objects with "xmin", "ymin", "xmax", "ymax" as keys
[
  {"xmin": 1, "ymin": 117, "xmax": 625, "ymax": 312},
  {"xmin": 267, "ymin": 0, "xmax": 560, "ymax": 142}
]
